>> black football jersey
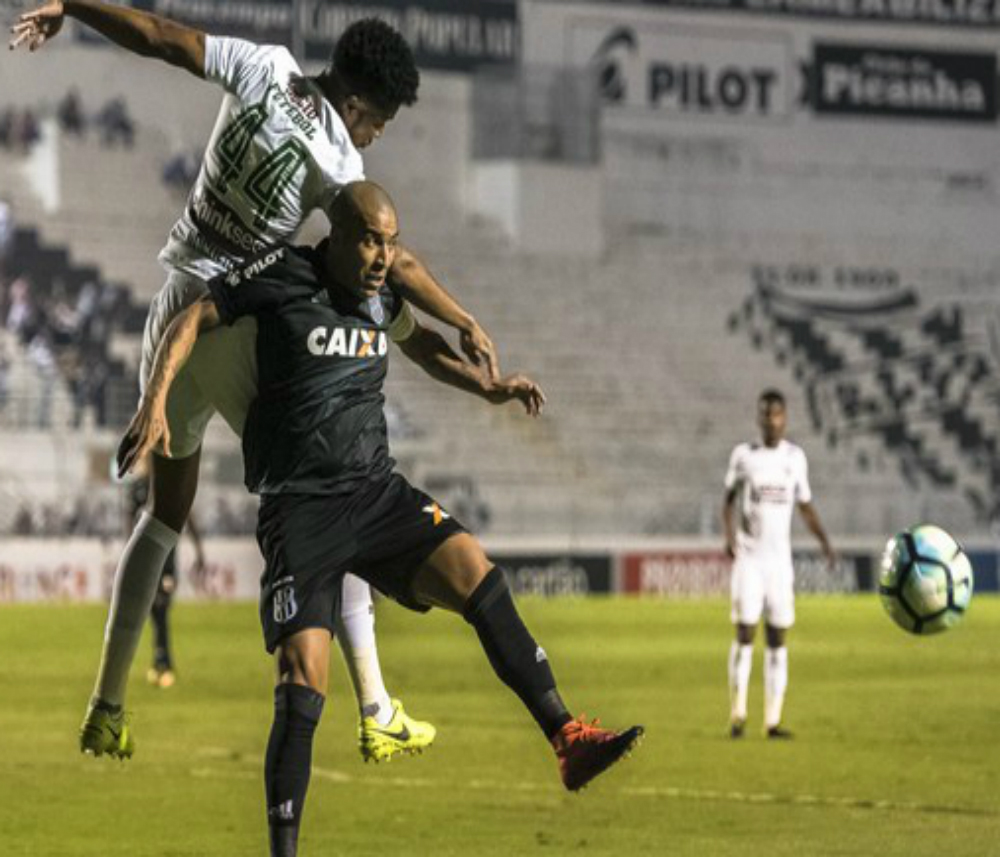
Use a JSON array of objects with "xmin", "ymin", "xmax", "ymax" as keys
[{"xmin": 208, "ymin": 240, "xmax": 407, "ymax": 495}]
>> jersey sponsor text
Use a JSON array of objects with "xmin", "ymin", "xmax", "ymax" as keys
[{"xmin": 306, "ymin": 326, "xmax": 389, "ymax": 358}]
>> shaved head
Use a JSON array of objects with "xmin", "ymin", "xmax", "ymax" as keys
[
  {"xmin": 325, "ymin": 181, "xmax": 400, "ymax": 299},
  {"xmin": 329, "ymin": 181, "xmax": 396, "ymax": 231}
]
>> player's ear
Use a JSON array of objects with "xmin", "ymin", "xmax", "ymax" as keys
[{"xmin": 344, "ymin": 94, "xmax": 363, "ymax": 117}]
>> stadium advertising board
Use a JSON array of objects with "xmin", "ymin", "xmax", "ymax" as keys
[
  {"xmin": 620, "ymin": 549, "xmax": 869, "ymax": 595},
  {"xmin": 492, "ymin": 553, "xmax": 613, "ymax": 596},
  {"xmin": 811, "ymin": 44, "xmax": 998, "ymax": 123},
  {"xmin": 956, "ymin": 550, "xmax": 998, "ymax": 593},
  {"xmin": 122, "ymin": 1, "xmax": 293, "ymax": 43},
  {"xmin": 636, "ymin": 0, "xmax": 1000, "ymax": 27},
  {"xmin": 620, "ymin": 550, "xmax": 731, "ymax": 596},
  {"xmin": 566, "ymin": 18, "xmax": 793, "ymax": 121},
  {"xmin": 297, "ymin": 1, "xmax": 518, "ymax": 72},
  {"xmin": 97, "ymin": 1, "xmax": 518, "ymax": 72},
  {"xmin": 0, "ymin": 539, "xmax": 258, "ymax": 603}
]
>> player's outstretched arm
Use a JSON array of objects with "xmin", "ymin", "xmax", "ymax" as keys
[
  {"xmin": 398, "ymin": 319, "xmax": 545, "ymax": 417},
  {"xmin": 389, "ymin": 244, "xmax": 500, "ymax": 382},
  {"xmin": 10, "ymin": 0, "xmax": 206, "ymax": 77},
  {"xmin": 117, "ymin": 297, "xmax": 220, "ymax": 477}
]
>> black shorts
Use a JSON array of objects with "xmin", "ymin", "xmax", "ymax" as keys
[{"xmin": 256, "ymin": 472, "xmax": 466, "ymax": 653}]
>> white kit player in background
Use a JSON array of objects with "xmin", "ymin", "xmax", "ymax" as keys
[
  {"xmin": 722, "ymin": 388, "xmax": 835, "ymax": 739},
  {"xmin": 11, "ymin": 0, "xmax": 499, "ymax": 761}
]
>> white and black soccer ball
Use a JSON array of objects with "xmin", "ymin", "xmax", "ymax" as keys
[{"xmin": 878, "ymin": 524, "xmax": 974, "ymax": 635}]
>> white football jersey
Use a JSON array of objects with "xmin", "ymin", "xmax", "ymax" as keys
[
  {"xmin": 159, "ymin": 36, "xmax": 365, "ymax": 279},
  {"xmin": 724, "ymin": 439, "xmax": 812, "ymax": 559}
]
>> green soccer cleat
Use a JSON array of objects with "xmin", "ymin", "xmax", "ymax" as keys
[
  {"xmin": 79, "ymin": 700, "xmax": 135, "ymax": 760},
  {"xmin": 358, "ymin": 699, "xmax": 436, "ymax": 763}
]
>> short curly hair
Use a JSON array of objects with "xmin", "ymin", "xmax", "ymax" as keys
[{"xmin": 332, "ymin": 18, "xmax": 420, "ymax": 111}]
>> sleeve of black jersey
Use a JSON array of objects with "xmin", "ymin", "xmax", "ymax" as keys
[{"xmin": 207, "ymin": 245, "xmax": 319, "ymax": 325}]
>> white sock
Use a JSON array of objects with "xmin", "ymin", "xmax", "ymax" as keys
[
  {"xmin": 728, "ymin": 642, "xmax": 753, "ymax": 723},
  {"xmin": 764, "ymin": 646, "xmax": 789, "ymax": 728},
  {"xmin": 335, "ymin": 574, "xmax": 393, "ymax": 726},
  {"xmin": 93, "ymin": 513, "xmax": 180, "ymax": 706}
]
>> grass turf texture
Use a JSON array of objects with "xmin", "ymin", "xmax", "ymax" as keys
[{"xmin": 1, "ymin": 596, "xmax": 998, "ymax": 856}]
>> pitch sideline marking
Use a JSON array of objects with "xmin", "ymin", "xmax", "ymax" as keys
[{"xmin": 193, "ymin": 747, "xmax": 993, "ymax": 817}]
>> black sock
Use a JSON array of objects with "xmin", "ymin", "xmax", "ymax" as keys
[
  {"xmin": 264, "ymin": 683, "xmax": 325, "ymax": 857},
  {"xmin": 464, "ymin": 567, "xmax": 571, "ymax": 740},
  {"xmin": 150, "ymin": 591, "xmax": 172, "ymax": 669}
]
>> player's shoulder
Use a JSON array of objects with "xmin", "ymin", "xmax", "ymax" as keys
[
  {"xmin": 259, "ymin": 42, "xmax": 300, "ymax": 75},
  {"xmin": 207, "ymin": 36, "xmax": 300, "ymax": 84},
  {"xmin": 781, "ymin": 439, "xmax": 809, "ymax": 464},
  {"xmin": 219, "ymin": 243, "xmax": 316, "ymax": 289}
]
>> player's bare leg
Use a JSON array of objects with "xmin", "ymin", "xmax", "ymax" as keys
[
  {"xmin": 80, "ymin": 451, "xmax": 198, "ymax": 758},
  {"xmin": 764, "ymin": 624, "xmax": 791, "ymax": 739},
  {"xmin": 728, "ymin": 622, "xmax": 755, "ymax": 738},
  {"xmin": 410, "ymin": 533, "xmax": 643, "ymax": 791}
]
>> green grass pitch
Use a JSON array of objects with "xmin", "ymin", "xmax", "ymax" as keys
[{"xmin": 1, "ymin": 595, "xmax": 998, "ymax": 856}]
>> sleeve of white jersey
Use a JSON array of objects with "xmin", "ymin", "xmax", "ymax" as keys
[
  {"xmin": 795, "ymin": 447, "xmax": 813, "ymax": 504},
  {"xmin": 204, "ymin": 36, "xmax": 295, "ymax": 102},
  {"xmin": 388, "ymin": 302, "xmax": 416, "ymax": 343},
  {"xmin": 723, "ymin": 445, "xmax": 743, "ymax": 491}
]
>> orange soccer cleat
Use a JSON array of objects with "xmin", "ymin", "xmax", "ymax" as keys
[{"xmin": 552, "ymin": 715, "xmax": 643, "ymax": 792}]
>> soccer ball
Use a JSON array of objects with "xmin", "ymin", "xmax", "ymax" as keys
[{"xmin": 878, "ymin": 524, "xmax": 973, "ymax": 635}]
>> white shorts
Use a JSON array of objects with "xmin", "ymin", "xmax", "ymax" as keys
[
  {"xmin": 140, "ymin": 269, "xmax": 258, "ymax": 458},
  {"xmin": 730, "ymin": 554, "xmax": 795, "ymax": 630}
]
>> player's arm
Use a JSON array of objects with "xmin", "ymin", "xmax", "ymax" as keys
[
  {"xmin": 10, "ymin": 1, "xmax": 206, "ymax": 77},
  {"xmin": 797, "ymin": 501, "xmax": 835, "ymax": 566},
  {"xmin": 722, "ymin": 488, "xmax": 738, "ymax": 558},
  {"xmin": 389, "ymin": 244, "xmax": 500, "ymax": 382},
  {"xmin": 116, "ymin": 297, "xmax": 221, "ymax": 477},
  {"xmin": 722, "ymin": 447, "xmax": 742, "ymax": 558},
  {"xmin": 397, "ymin": 316, "xmax": 545, "ymax": 417}
]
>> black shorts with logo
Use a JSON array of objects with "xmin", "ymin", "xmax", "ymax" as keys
[{"xmin": 256, "ymin": 472, "xmax": 466, "ymax": 653}]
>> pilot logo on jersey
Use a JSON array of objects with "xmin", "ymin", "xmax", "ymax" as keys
[
  {"xmin": 307, "ymin": 325, "xmax": 388, "ymax": 358},
  {"xmin": 225, "ymin": 247, "xmax": 286, "ymax": 288}
]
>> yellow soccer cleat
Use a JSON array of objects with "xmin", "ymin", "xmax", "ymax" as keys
[
  {"xmin": 79, "ymin": 700, "xmax": 135, "ymax": 760},
  {"xmin": 358, "ymin": 699, "xmax": 436, "ymax": 763}
]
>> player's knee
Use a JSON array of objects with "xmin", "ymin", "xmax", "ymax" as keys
[
  {"xmin": 412, "ymin": 534, "xmax": 492, "ymax": 611},
  {"xmin": 275, "ymin": 633, "xmax": 330, "ymax": 693},
  {"xmin": 765, "ymin": 625, "xmax": 787, "ymax": 648},
  {"xmin": 149, "ymin": 450, "xmax": 201, "ymax": 530}
]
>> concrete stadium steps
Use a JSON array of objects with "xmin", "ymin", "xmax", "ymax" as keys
[
  {"xmin": 42, "ymin": 132, "xmax": 178, "ymax": 297},
  {"xmin": 0, "ymin": 128, "xmax": 178, "ymax": 299},
  {"xmin": 0, "ymin": 332, "xmax": 76, "ymax": 433}
]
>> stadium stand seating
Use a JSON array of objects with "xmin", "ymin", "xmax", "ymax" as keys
[{"xmin": 0, "ymin": 68, "xmax": 997, "ymax": 540}]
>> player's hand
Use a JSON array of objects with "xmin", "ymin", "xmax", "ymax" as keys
[
  {"xmin": 117, "ymin": 400, "xmax": 171, "ymax": 479},
  {"xmin": 824, "ymin": 545, "xmax": 838, "ymax": 571},
  {"xmin": 9, "ymin": 2, "xmax": 65, "ymax": 52},
  {"xmin": 460, "ymin": 321, "xmax": 500, "ymax": 383},
  {"xmin": 724, "ymin": 539, "xmax": 736, "ymax": 559},
  {"xmin": 486, "ymin": 373, "xmax": 546, "ymax": 417}
]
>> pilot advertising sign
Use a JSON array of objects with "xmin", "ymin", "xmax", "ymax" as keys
[{"xmin": 571, "ymin": 20, "xmax": 793, "ymax": 120}]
